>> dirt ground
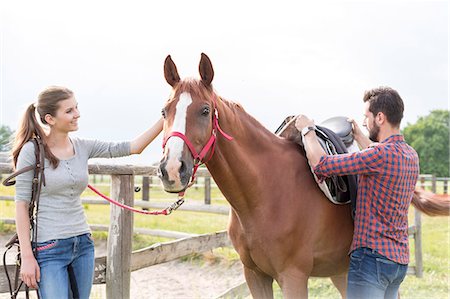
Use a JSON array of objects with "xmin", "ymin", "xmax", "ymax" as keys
[{"xmin": 0, "ymin": 233, "xmax": 246, "ymax": 299}]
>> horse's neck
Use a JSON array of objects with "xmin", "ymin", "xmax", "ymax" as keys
[
  {"xmin": 217, "ymin": 99, "xmax": 277, "ymax": 149},
  {"xmin": 206, "ymin": 99, "xmax": 289, "ymax": 210}
]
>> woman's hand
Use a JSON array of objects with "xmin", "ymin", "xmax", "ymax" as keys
[
  {"xmin": 130, "ymin": 117, "xmax": 164, "ymax": 154},
  {"xmin": 16, "ymin": 201, "xmax": 40, "ymax": 288},
  {"xmin": 20, "ymin": 255, "xmax": 40, "ymax": 289}
]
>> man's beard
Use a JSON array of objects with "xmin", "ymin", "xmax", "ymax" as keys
[{"xmin": 369, "ymin": 120, "xmax": 380, "ymax": 142}]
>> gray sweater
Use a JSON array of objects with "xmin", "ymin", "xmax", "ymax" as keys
[{"xmin": 15, "ymin": 137, "xmax": 131, "ymax": 242}]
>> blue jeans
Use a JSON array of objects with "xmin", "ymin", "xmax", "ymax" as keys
[
  {"xmin": 347, "ymin": 247, "xmax": 408, "ymax": 299},
  {"xmin": 35, "ymin": 233, "xmax": 95, "ymax": 299}
]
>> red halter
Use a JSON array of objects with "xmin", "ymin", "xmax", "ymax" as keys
[{"xmin": 162, "ymin": 95, "xmax": 233, "ymax": 183}]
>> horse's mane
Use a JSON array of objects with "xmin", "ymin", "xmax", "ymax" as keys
[
  {"xmin": 174, "ymin": 80, "xmax": 265, "ymax": 127},
  {"xmin": 217, "ymin": 95, "xmax": 244, "ymax": 110},
  {"xmin": 218, "ymin": 96, "xmax": 246, "ymax": 115},
  {"xmin": 218, "ymin": 96, "xmax": 278, "ymax": 139},
  {"xmin": 173, "ymin": 79, "xmax": 291, "ymax": 145},
  {"xmin": 172, "ymin": 79, "xmax": 214, "ymax": 102},
  {"xmin": 175, "ymin": 80, "xmax": 244, "ymax": 107},
  {"xmin": 217, "ymin": 94, "xmax": 307, "ymax": 158}
]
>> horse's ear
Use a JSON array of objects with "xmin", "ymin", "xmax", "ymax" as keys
[
  {"xmin": 164, "ymin": 55, "xmax": 180, "ymax": 87},
  {"xmin": 199, "ymin": 53, "xmax": 214, "ymax": 87}
]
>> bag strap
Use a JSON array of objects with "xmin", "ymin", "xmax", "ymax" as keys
[
  {"xmin": 3, "ymin": 138, "xmax": 45, "ymax": 248},
  {"xmin": 2, "ymin": 165, "xmax": 36, "ymax": 187},
  {"xmin": 2, "ymin": 138, "xmax": 46, "ymax": 188},
  {"xmin": 2, "ymin": 137, "xmax": 45, "ymax": 299},
  {"xmin": 31, "ymin": 138, "xmax": 45, "ymax": 251}
]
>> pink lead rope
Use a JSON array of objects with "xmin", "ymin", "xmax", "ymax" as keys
[{"xmin": 87, "ymin": 184, "xmax": 185, "ymax": 215}]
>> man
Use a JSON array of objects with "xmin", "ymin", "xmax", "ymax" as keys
[{"xmin": 295, "ymin": 86, "xmax": 419, "ymax": 299}]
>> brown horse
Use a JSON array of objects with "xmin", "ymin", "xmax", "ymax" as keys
[{"xmin": 158, "ymin": 53, "xmax": 450, "ymax": 298}]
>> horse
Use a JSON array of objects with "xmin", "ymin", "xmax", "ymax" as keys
[{"xmin": 157, "ymin": 53, "xmax": 450, "ymax": 298}]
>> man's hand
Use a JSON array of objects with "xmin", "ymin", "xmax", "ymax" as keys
[
  {"xmin": 293, "ymin": 114, "xmax": 326, "ymax": 167},
  {"xmin": 295, "ymin": 114, "xmax": 315, "ymax": 132},
  {"xmin": 347, "ymin": 118, "xmax": 371, "ymax": 149},
  {"xmin": 347, "ymin": 118, "xmax": 363, "ymax": 139}
]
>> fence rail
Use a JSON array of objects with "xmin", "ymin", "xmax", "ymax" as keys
[
  {"xmin": 0, "ymin": 160, "xmax": 446, "ymax": 297},
  {"xmin": 0, "ymin": 196, "xmax": 230, "ymax": 215}
]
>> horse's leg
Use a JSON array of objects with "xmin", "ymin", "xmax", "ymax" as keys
[
  {"xmin": 330, "ymin": 273, "xmax": 347, "ymax": 299},
  {"xmin": 278, "ymin": 271, "xmax": 309, "ymax": 299},
  {"xmin": 244, "ymin": 266, "xmax": 274, "ymax": 299}
]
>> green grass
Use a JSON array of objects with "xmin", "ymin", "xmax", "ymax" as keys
[
  {"xmin": 300, "ymin": 213, "xmax": 450, "ymax": 299},
  {"xmin": 1, "ymin": 177, "xmax": 449, "ymax": 298}
]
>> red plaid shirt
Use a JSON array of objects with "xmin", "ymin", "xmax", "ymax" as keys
[{"xmin": 313, "ymin": 135, "xmax": 419, "ymax": 264}]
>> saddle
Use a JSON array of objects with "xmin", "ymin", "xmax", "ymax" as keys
[
  {"xmin": 320, "ymin": 116, "xmax": 355, "ymax": 148},
  {"xmin": 275, "ymin": 116, "xmax": 358, "ymax": 212}
]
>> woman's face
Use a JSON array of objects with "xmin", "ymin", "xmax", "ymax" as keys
[{"xmin": 49, "ymin": 97, "xmax": 80, "ymax": 133}]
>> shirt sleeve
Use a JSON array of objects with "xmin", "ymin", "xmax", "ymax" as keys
[
  {"xmin": 313, "ymin": 145, "xmax": 385, "ymax": 181},
  {"xmin": 83, "ymin": 139, "xmax": 131, "ymax": 159},
  {"xmin": 14, "ymin": 142, "xmax": 36, "ymax": 202}
]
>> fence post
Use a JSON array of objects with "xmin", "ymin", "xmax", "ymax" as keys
[
  {"xmin": 414, "ymin": 208, "xmax": 423, "ymax": 278},
  {"xmin": 419, "ymin": 175, "xmax": 425, "ymax": 189},
  {"xmin": 194, "ymin": 177, "xmax": 199, "ymax": 190},
  {"xmin": 106, "ymin": 174, "xmax": 134, "ymax": 299},
  {"xmin": 444, "ymin": 180, "xmax": 448, "ymax": 195},
  {"xmin": 142, "ymin": 176, "xmax": 150, "ymax": 210},
  {"xmin": 431, "ymin": 175, "xmax": 436, "ymax": 193},
  {"xmin": 204, "ymin": 177, "xmax": 211, "ymax": 205}
]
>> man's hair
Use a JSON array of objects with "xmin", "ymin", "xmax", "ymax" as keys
[{"xmin": 363, "ymin": 86, "xmax": 404, "ymax": 127}]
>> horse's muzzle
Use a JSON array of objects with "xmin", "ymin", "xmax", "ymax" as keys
[{"xmin": 158, "ymin": 157, "xmax": 192, "ymax": 193}]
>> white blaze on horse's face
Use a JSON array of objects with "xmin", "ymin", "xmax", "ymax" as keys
[{"xmin": 164, "ymin": 92, "xmax": 192, "ymax": 188}]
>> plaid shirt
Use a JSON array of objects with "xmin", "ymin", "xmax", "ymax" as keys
[{"xmin": 313, "ymin": 135, "xmax": 419, "ymax": 264}]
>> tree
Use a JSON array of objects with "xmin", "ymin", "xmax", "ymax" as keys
[
  {"xmin": 0, "ymin": 125, "xmax": 14, "ymax": 152},
  {"xmin": 403, "ymin": 110, "xmax": 449, "ymax": 177}
]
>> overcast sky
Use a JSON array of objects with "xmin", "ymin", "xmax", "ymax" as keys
[{"xmin": 0, "ymin": 1, "xmax": 448, "ymax": 164}]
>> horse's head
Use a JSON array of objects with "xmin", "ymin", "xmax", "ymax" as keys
[{"xmin": 158, "ymin": 53, "xmax": 217, "ymax": 193}]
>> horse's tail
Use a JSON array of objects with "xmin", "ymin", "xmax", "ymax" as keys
[{"xmin": 412, "ymin": 188, "xmax": 450, "ymax": 216}]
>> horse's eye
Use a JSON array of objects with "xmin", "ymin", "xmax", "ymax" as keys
[
  {"xmin": 161, "ymin": 108, "xmax": 166, "ymax": 119},
  {"xmin": 201, "ymin": 107, "xmax": 210, "ymax": 116}
]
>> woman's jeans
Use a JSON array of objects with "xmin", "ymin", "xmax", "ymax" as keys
[
  {"xmin": 347, "ymin": 247, "xmax": 408, "ymax": 299},
  {"xmin": 35, "ymin": 233, "xmax": 95, "ymax": 299}
]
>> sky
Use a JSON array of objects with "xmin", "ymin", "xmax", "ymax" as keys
[{"xmin": 0, "ymin": 0, "xmax": 448, "ymax": 164}]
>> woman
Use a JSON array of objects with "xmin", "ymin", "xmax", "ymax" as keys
[{"xmin": 12, "ymin": 86, "xmax": 163, "ymax": 298}]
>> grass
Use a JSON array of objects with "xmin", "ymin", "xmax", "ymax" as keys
[
  {"xmin": 302, "ymin": 213, "xmax": 450, "ymax": 299},
  {"xmin": 1, "ymin": 176, "xmax": 449, "ymax": 298}
]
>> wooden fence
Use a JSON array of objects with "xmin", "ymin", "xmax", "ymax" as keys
[
  {"xmin": 0, "ymin": 162, "xmax": 234, "ymax": 298},
  {"xmin": 0, "ymin": 159, "xmax": 446, "ymax": 298}
]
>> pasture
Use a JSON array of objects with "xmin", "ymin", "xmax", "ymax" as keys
[{"xmin": 0, "ymin": 174, "xmax": 449, "ymax": 298}]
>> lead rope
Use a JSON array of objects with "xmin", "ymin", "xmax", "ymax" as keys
[{"xmin": 87, "ymin": 184, "xmax": 184, "ymax": 215}]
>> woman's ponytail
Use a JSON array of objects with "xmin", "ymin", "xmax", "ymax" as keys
[
  {"xmin": 12, "ymin": 86, "xmax": 73, "ymax": 169},
  {"xmin": 12, "ymin": 102, "xmax": 60, "ymax": 169},
  {"xmin": 11, "ymin": 104, "xmax": 41, "ymax": 168}
]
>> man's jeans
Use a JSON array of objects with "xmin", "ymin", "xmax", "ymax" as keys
[
  {"xmin": 347, "ymin": 247, "xmax": 408, "ymax": 299},
  {"xmin": 35, "ymin": 233, "xmax": 95, "ymax": 299}
]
